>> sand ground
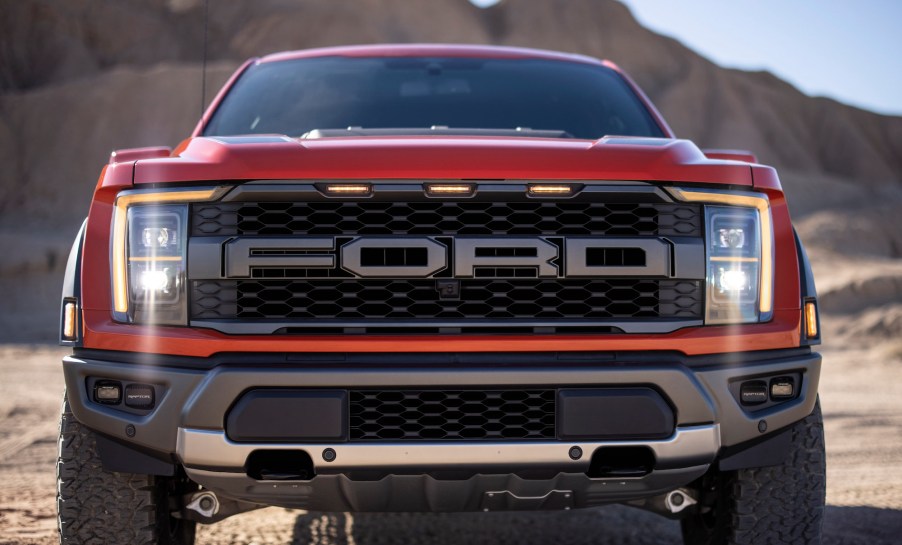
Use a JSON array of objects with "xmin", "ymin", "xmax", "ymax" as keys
[{"xmin": 0, "ymin": 343, "xmax": 899, "ymax": 545}]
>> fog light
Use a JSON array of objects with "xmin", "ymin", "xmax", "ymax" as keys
[
  {"xmin": 770, "ymin": 378, "xmax": 795, "ymax": 399},
  {"xmin": 94, "ymin": 381, "xmax": 122, "ymax": 405}
]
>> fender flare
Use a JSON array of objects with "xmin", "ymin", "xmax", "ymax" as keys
[
  {"xmin": 793, "ymin": 227, "xmax": 820, "ymax": 346},
  {"xmin": 60, "ymin": 219, "xmax": 87, "ymax": 346}
]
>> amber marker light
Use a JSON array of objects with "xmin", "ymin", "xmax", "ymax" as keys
[
  {"xmin": 805, "ymin": 301, "xmax": 819, "ymax": 338},
  {"xmin": 112, "ymin": 187, "xmax": 227, "ymax": 314},
  {"xmin": 426, "ymin": 184, "xmax": 474, "ymax": 196},
  {"xmin": 528, "ymin": 184, "xmax": 576, "ymax": 196},
  {"xmin": 324, "ymin": 184, "xmax": 371, "ymax": 195},
  {"xmin": 63, "ymin": 300, "xmax": 77, "ymax": 340},
  {"xmin": 668, "ymin": 187, "xmax": 774, "ymax": 316}
]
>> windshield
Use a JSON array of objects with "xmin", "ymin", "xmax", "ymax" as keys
[{"xmin": 203, "ymin": 56, "xmax": 666, "ymax": 139}]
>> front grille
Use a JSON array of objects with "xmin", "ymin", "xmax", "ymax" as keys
[
  {"xmin": 349, "ymin": 389, "xmax": 556, "ymax": 441},
  {"xmin": 188, "ymin": 188, "xmax": 706, "ymax": 333},
  {"xmin": 192, "ymin": 201, "xmax": 701, "ymax": 237},
  {"xmin": 191, "ymin": 279, "xmax": 703, "ymax": 321}
]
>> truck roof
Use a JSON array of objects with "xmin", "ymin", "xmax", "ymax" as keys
[{"xmin": 258, "ymin": 43, "xmax": 615, "ymax": 70}]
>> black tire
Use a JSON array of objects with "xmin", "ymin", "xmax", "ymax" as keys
[
  {"xmin": 681, "ymin": 401, "xmax": 826, "ymax": 545},
  {"xmin": 57, "ymin": 394, "xmax": 197, "ymax": 545}
]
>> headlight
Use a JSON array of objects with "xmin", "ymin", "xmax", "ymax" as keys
[
  {"xmin": 668, "ymin": 188, "xmax": 774, "ymax": 325},
  {"xmin": 112, "ymin": 188, "xmax": 226, "ymax": 324},
  {"xmin": 706, "ymin": 206, "xmax": 762, "ymax": 323},
  {"xmin": 126, "ymin": 204, "xmax": 187, "ymax": 323}
]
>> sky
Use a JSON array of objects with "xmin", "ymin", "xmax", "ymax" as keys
[
  {"xmin": 615, "ymin": 0, "xmax": 902, "ymax": 116},
  {"xmin": 469, "ymin": 0, "xmax": 902, "ymax": 116}
]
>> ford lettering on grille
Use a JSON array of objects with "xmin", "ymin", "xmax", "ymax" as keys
[{"xmin": 222, "ymin": 236, "xmax": 672, "ymax": 279}]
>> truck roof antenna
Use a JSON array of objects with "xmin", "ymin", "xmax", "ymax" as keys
[{"xmin": 200, "ymin": 0, "xmax": 209, "ymax": 134}]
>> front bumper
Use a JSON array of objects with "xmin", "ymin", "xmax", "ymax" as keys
[{"xmin": 62, "ymin": 348, "xmax": 820, "ymax": 511}]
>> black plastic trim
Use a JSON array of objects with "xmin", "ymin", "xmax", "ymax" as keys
[
  {"xmin": 717, "ymin": 427, "xmax": 792, "ymax": 471},
  {"xmin": 60, "ymin": 219, "xmax": 87, "ymax": 346},
  {"xmin": 220, "ymin": 180, "xmax": 677, "ymax": 204},
  {"xmin": 71, "ymin": 346, "xmax": 813, "ymax": 372},
  {"xmin": 95, "ymin": 433, "xmax": 176, "ymax": 476},
  {"xmin": 794, "ymin": 228, "xmax": 821, "ymax": 346},
  {"xmin": 227, "ymin": 390, "xmax": 348, "ymax": 443},
  {"xmin": 557, "ymin": 388, "xmax": 674, "ymax": 440}
]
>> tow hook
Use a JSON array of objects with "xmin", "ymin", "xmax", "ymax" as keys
[
  {"xmin": 665, "ymin": 489, "xmax": 698, "ymax": 514},
  {"xmin": 173, "ymin": 490, "xmax": 262, "ymax": 523},
  {"xmin": 186, "ymin": 491, "xmax": 220, "ymax": 519},
  {"xmin": 625, "ymin": 487, "xmax": 699, "ymax": 518}
]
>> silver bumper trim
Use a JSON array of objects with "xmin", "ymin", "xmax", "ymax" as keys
[{"xmin": 176, "ymin": 424, "xmax": 720, "ymax": 472}]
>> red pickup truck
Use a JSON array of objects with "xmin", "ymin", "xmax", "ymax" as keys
[{"xmin": 57, "ymin": 44, "xmax": 824, "ymax": 545}]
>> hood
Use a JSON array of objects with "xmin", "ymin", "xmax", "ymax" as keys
[{"xmin": 133, "ymin": 135, "xmax": 754, "ymax": 186}]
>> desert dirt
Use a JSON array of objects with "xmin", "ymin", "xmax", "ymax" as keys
[{"xmin": 1, "ymin": 341, "xmax": 900, "ymax": 545}]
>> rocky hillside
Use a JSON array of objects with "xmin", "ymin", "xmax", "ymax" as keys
[{"xmin": 1, "ymin": 0, "xmax": 900, "ymax": 341}]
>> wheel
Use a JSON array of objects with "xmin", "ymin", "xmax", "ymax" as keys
[
  {"xmin": 56, "ymin": 393, "xmax": 197, "ymax": 545},
  {"xmin": 681, "ymin": 400, "xmax": 826, "ymax": 545}
]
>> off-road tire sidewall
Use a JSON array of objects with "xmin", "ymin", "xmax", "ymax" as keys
[
  {"xmin": 56, "ymin": 394, "xmax": 196, "ymax": 545},
  {"xmin": 681, "ymin": 401, "xmax": 827, "ymax": 545}
]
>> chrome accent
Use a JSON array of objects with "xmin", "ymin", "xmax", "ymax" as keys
[{"xmin": 176, "ymin": 424, "xmax": 720, "ymax": 472}]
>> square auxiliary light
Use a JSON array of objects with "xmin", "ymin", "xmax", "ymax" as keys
[
  {"xmin": 94, "ymin": 381, "xmax": 122, "ymax": 404},
  {"xmin": 770, "ymin": 377, "xmax": 795, "ymax": 399}
]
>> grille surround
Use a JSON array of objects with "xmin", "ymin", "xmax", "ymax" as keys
[
  {"xmin": 188, "ymin": 186, "xmax": 707, "ymax": 334},
  {"xmin": 349, "ymin": 389, "xmax": 556, "ymax": 441}
]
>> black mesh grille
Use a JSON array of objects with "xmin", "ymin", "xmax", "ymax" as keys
[
  {"xmin": 191, "ymin": 279, "xmax": 702, "ymax": 321},
  {"xmin": 192, "ymin": 201, "xmax": 701, "ymax": 237},
  {"xmin": 349, "ymin": 389, "xmax": 556, "ymax": 441}
]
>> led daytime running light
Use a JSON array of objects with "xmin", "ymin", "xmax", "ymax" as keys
[
  {"xmin": 324, "ymin": 184, "xmax": 371, "ymax": 195},
  {"xmin": 426, "ymin": 184, "xmax": 474, "ymax": 195},
  {"xmin": 528, "ymin": 184, "xmax": 575, "ymax": 195}
]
